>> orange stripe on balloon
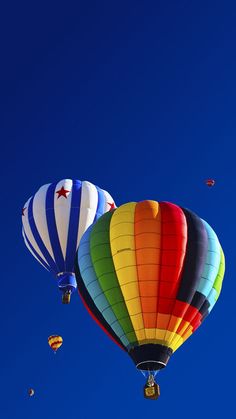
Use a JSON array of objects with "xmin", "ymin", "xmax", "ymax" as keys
[{"xmin": 134, "ymin": 200, "xmax": 161, "ymax": 329}]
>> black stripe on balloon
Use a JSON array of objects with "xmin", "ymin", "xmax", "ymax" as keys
[
  {"xmin": 202, "ymin": 311, "xmax": 209, "ymax": 321},
  {"xmin": 199, "ymin": 299, "xmax": 210, "ymax": 318},
  {"xmin": 190, "ymin": 291, "xmax": 206, "ymax": 310},
  {"xmin": 74, "ymin": 252, "xmax": 127, "ymax": 352},
  {"xmin": 177, "ymin": 208, "xmax": 208, "ymax": 304}
]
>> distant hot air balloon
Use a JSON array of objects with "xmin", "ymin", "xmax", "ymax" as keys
[
  {"xmin": 205, "ymin": 179, "xmax": 215, "ymax": 187},
  {"xmin": 22, "ymin": 179, "xmax": 115, "ymax": 303},
  {"xmin": 28, "ymin": 388, "xmax": 34, "ymax": 397},
  {"xmin": 75, "ymin": 200, "xmax": 225, "ymax": 399},
  {"xmin": 48, "ymin": 335, "xmax": 63, "ymax": 353}
]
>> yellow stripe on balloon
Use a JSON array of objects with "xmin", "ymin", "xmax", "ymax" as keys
[
  {"xmin": 110, "ymin": 203, "xmax": 146, "ymax": 342},
  {"xmin": 145, "ymin": 328, "xmax": 159, "ymax": 341},
  {"xmin": 137, "ymin": 330, "xmax": 185, "ymax": 350},
  {"xmin": 159, "ymin": 315, "xmax": 184, "ymax": 347},
  {"xmin": 168, "ymin": 319, "xmax": 191, "ymax": 350},
  {"xmin": 177, "ymin": 324, "xmax": 194, "ymax": 345},
  {"xmin": 170, "ymin": 319, "xmax": 191, "ymax": 347},
  {"xmin": 156, "ymin": 330, "xmax": 183, "ymax": 349},
  {"xmin": 171, "ymin": 337, "xmax": 184, "ymax": 352},
  {"xmin": 171, "ymin": 325, "xmax": 193, "ymax": 352}
]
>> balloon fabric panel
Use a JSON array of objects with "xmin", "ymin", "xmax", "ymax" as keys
[
  {"xmin": 79, "ymin": 292, "xmax": 127, "ymax": 351},
  {"xmin": 173, "ymin": 220, "xmax": 221, "ymax": 329},
  {"xmin": 90, "ymin": 210, "xmax": 138, "ymax": 345},
  {"xmin": 134, "ymin": 200, "xmax": 162, "ymax": 338},
  {"xmin": 153, "ymin": 202, "xmax": 188, "ymax": 347},
  {"xmin": 93, "ymin": 186, "xmax": 106, "ymax": 222},
  {"xmin": 170, "ymin": 220, "xmax": 225, "ymax": 352},
  {"xmin": 64, "ymin": 180, "xmax": 82, "ymax": 271},
  {"xmin": 77, "ymin": 181, "xmax": 104, "ymax": 248},
  {"xmin": 175, "ymin": 208, "xmax": 208, "ymax": 305},
  {"xmin": 197, "ymin": 220, "xmax": 221, "ymax": 298},
  {"xmin": 22, "ymin": 227, "xmax": 51, "ymax": 272},
  {"xmin": 46, "ymin": 181, "xmax": 73, "ymax": 271},
  {"xmin": 33, "ymin": 183, "xmax": 56, "ymax": 261},
  {"xmin": 77, "ymin": 225, "xmax": 130, "ymax": 348},
  {"xmin": 212, "ymin": 248, "xmax": 225, "ymax": 299},
  {"xmin": 27, "ymin": 195, "xmax": 58, "ymax": 271},
  {"xmin": 200, "ymin": 248, "xmax": 225, "ymax": 317},
  {"xmin": 76, "ymin": 227, "xmax": 127, "ymax": 351},
  {"xmin": 109, "ymin": 203, "xmax": 146, "ymax": 342},
  {"xmin": 132, "ymin": 201, "xmax": 188, "ymax": 345}
]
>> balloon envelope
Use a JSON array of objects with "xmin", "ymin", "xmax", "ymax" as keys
[
  {"xmin": 205, "ymin": 179, "xmax": 215, "ymax": 187},
  {"xmin": 22, "ymin": 179, "xmax": 115, "ymax": 301},
  {"xmin": 75, "ymin": 200, "xmax": 225, "ymax": 371},
  {"xmin": 48, "ymin": 335, "xmax": 63, "ymax": 352},
  {"xmin": 28, "ymin": 388, "xmax": 34, "ymax": 397}
]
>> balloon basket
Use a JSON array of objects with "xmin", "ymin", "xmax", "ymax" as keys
[
  {"xmin": 62, "ymin": 292, "xmax": 71, "ymax": 304},
  {"xmin": 143, "ymin": 382, "xmax": 160, "ymax": 400}
]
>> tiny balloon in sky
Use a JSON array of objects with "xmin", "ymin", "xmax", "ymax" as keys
[
  {"xmin": 28, "ymin": 388, "xmax": 34, "ymax": 397},
  {"xmin": 48, "ymin": 335, "xmax": 63, "ymax": 353},
  {"xmin": 205, "ymin": 179, "xmax": 215, "ymax": 187}
]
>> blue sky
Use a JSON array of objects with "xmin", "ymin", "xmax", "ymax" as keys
[{"xmin": 1, "ymin": 1, "xmax": 235, "ymax": 418}]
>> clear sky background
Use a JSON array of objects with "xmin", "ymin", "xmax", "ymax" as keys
[{"xmin": 1, "ymin": 1, "xmax": 235, "ymax": 418}]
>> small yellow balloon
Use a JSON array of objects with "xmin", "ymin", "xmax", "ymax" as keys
[{"xmin": 48, "ymin": 335, "xmax": 63, "ymax": 353}]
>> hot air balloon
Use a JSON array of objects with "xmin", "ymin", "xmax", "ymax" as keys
[
  {"xmin": 48, "ymin": 335, "xmax": 63, "ymax": 353},
  {"xmin": 75, "ymin": 201, "xmax": 225, "ymax": 399},
  {"xmin": 205, "ymin": 179, "xmax": 215, "ymax": 187},
  {"xmin": 22, "ymin": 179, "xmax": 115, "ymax": 303},
  {"xmin": 28, "ymin": 388, "xmax": 34, "ymax": 397}
]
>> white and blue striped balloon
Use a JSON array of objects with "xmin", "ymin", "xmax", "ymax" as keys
[{"xmin": 22, "ymin": 179, "xmax": 115, "ymax": 302}]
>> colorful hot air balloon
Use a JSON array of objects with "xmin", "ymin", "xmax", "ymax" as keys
[
  {"xmin": 48, "ymin": 335, "xmax": 63, "ymax": 353},
  {"xmin": 22, "ymin": 179, "xmax": 115, "ymax": 303},
  {"xmin": 205, "ymin": 179, "xmax": 215, "ymax": 187},
  {"xmin": 75, "ymin": 201, "xmax": 225, "ymax": 398},
  {"xmin": 28, "ymin": 388, "xmax": 35, "ymax": 397}
]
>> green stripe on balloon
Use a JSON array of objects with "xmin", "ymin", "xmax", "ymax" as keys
[
  {"xmin": 214, "ymin": 248, "xmax": 225, "ymax": 299},
  {"xmin": 90, "ymin": 211, "xmax": 138, "ymax": 345}
]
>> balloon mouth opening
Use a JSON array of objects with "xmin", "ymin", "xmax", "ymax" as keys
[
  {"xmin": 57, "ymin": 273, "xmax": 77, "ymax": 298},
  {"xmin": 137, "ymin": 361, "xmax": 166, "ymax": 371},
  {"xmin": 129, "ymin": 344, "xmax": 173, "ymax": 371}
]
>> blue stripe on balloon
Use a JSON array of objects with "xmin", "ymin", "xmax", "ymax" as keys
[
  {"xmin": 46, "ymin": 182, "xmax": 65, "ymax": 272},
  {"xmin": 197, "ymin": 220, "xmax": 221, "ymax": 298},
  {"xmin": 93, "ymin": 186, "xmax": 105, "ymax": 223},
  {"xmin": 65, "ymin": 179, "xmax": 82, "ymax": 271},
  {"xmin": 78, "ymin": 227, "xmax": 130, "ymax": 348},
  {"xmin": 27, "ymin": 196, "xmax": 58, "ymax": 272},
  {"xmin": 207, "ymin": 288, "xmax": 218, "ymax": 312},
  {"xmin": 23, "ymin": 228, "xmax": 53, "ymax": 273}
]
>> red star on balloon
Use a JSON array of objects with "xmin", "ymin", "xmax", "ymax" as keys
[
  {"xmin": 22, "ymin": 207, "xmax": 26, "ymax": 216},
  {"xmin": 56, "ymin": 186, "xmax": 70, "ymax": 199},
  {"xmin": 108, "ymin": 202, "xmax": 115, "ymax": 210}
]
